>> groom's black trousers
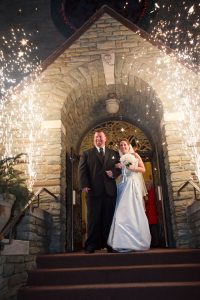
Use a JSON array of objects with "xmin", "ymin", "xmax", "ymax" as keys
[{"xmin": 85, "ymin": 189, "xmax": 116, "ymax": 250}]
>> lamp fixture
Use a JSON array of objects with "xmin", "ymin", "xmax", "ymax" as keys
[{"xmin": 105, "ymin": 93, "xmax": 120, "ymax": 114}]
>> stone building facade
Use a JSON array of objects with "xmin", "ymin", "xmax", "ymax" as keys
[{"xmin": 1, "ymin": 6, "xmax": 200, "ymax": 252}]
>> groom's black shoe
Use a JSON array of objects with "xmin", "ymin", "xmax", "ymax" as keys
[{"xmin": 84, "ymin": 247, "xmax": 95, "ymax": 254}]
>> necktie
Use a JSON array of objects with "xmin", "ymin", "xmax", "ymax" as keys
[{"xmin": 99, "ymin": 147, "xmax": 104, "ymax": 159}]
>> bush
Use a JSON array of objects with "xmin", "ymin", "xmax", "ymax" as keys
[{"xmin": 0, "ymin": 153, "xmax": 33, "ymax": 211}]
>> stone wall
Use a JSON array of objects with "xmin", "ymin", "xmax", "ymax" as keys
[
  {"xmin": 0, "ymin": 206, "xmax": 52, "ymax": 300},
  {"xmin": 187, "ymin": 201, "xmax": 200, "ymax": 248},
  {"xmin": 0, "ymin": 255, "xmax": 36, "ymax": 300},
  {"xmin": 16, "ymin": 207, "xmax": 52, "ymax": 254},
  {"xmin": 161, "ymin": 119, "xmax": 195, "ymax": 247}
]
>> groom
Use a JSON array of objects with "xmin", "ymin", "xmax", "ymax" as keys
[{"xmin": 78, "ymin": 131, "xmax": 120, "ymax": 253}]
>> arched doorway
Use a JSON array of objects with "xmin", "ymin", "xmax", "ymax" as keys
[{"xmin": 67, "ymin": 120, "xmax": 174, "ymax": 251}]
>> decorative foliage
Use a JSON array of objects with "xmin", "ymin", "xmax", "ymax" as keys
[{"xmin": 0, "ymin": 153, "xmax": 33, "ymax": 210}]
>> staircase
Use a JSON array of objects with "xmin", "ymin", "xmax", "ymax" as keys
[{"xmin": 18, "ymin": 248, "xmax": 200, "ymax": 300}]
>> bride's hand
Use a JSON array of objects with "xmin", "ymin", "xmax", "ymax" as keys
[{"xmin": 128, "ymin": 165, "xmax": 136, "ymax": 172}]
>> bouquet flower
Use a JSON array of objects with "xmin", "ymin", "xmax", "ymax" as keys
[{"xmin": 120, "ymin": 153, "xmax": 137, "ymax": 168}]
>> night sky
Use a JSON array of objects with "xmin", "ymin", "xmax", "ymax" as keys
[
  {"xmin": 51, "ymin": 0, "xmax": 154, "ymax": 37},
  {"xmin": 64, "ymin": 0, "xmax": 148, "ymax": 27}
]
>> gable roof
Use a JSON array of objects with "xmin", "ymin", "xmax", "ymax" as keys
[{"xmin": 41, "ymin": 5, "xmax": 178, "ymax": 72}]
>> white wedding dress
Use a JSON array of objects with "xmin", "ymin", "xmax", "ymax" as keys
[{"xmin": 107, "ymin": 159, "xmax": 151, "ymax": 252}]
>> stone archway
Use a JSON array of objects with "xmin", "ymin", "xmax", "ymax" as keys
[{"xmin": 39, "ymin": 56, "xmax": 176, "ymax": 251}]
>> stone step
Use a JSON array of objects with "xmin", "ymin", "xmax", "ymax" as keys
[
  {"xmin": 18, "ymin": 249, "xmax": 200, "ymax": 300},
  {"xmin": 18, "ymin": 281, "xmax": 200, "ymax": 300},
  {"xmin": 36, "ymin": 249, "xmax": 200, "ymax": 269},
  {"xmin": 27, "ymin": 263, "xmax": 200, "ymax": 286}
]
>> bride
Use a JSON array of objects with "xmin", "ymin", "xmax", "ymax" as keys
[{"xmin": 107, "ymin": 138, "xmax": 151, "ymax": 252}]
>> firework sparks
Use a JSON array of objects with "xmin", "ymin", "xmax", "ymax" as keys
[
  {"xmin": 150, "ymin": 1, "xmax": 200, "ymax": 180},
  {"xmin": 122, "ymin": 1, "xmax": 200, "ymax": 180},
  {"xmin": 0, "ymin": 28, "xmax": 44, "ymax": 190},
  {"xmin": 20, "ymin": 38, "xmax": 29, "ymax": 46}
]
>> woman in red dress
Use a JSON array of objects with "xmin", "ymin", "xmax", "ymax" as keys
[{"xmin": 145, "ymin": 176, "xmax": 159, "ymax": 247}]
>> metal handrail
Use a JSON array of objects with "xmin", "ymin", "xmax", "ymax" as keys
[
  {"xmin": 177, "ymin": 179, "xmax": 200, "ymax": 200},
  {"xmin": 0, "ymin": 187, "xmax": 58, "ymax": 242}
]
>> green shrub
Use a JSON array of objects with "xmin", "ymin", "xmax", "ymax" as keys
[{"xmin": 0, "ymin": 153, "xmax": 33, "ymax": 211}]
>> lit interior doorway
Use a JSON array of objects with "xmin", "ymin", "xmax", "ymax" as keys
[{"xmin": 69, "ymin": 120, "xmax": 168, "ymax": 251}]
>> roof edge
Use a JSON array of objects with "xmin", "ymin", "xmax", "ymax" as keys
[{"xmin": 41, "ymin": 5, "xmax": 197, "ymax": 74}]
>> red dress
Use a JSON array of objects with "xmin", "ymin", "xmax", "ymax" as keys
[{"xmin": 145, "ymin": 186, "xmax": 157, "ymax": 224}]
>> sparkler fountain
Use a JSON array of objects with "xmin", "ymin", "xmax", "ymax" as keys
[
  {"xmin": 123, "ymin": 1, "xmax": 200, "ymax": 181},
  {"xmin": 0, "ymin": 28, "xmax": 44, "ymax": 190},
  {"xmin": 150, "ymin": 2, "xmax": 200, "ymax": 181}
]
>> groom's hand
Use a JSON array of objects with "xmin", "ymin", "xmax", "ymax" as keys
[
  {"xmin": 82, "ymin": 187, "xmax": 90, "ymax": 193},
  {"xmin": 115, "ymin": 163, "xmax": 122, "ymax": 169},
  {"xmin": 105, "ymin": 170, "xmax": 113, "ymax": 178}
]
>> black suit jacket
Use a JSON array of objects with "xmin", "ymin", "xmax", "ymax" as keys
[{"xmin": 78, "ymin": 147, "xmax": 121, "ymax": 197}]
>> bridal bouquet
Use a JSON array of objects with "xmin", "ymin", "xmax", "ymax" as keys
[{"xmin": 120, "ymin": 153, "xmax": 137, "ymax": 168}]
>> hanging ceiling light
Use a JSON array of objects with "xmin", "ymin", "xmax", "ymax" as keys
[{"xmin": 105, "ymin": 94, "xmax": 120, "ymax": 114}]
